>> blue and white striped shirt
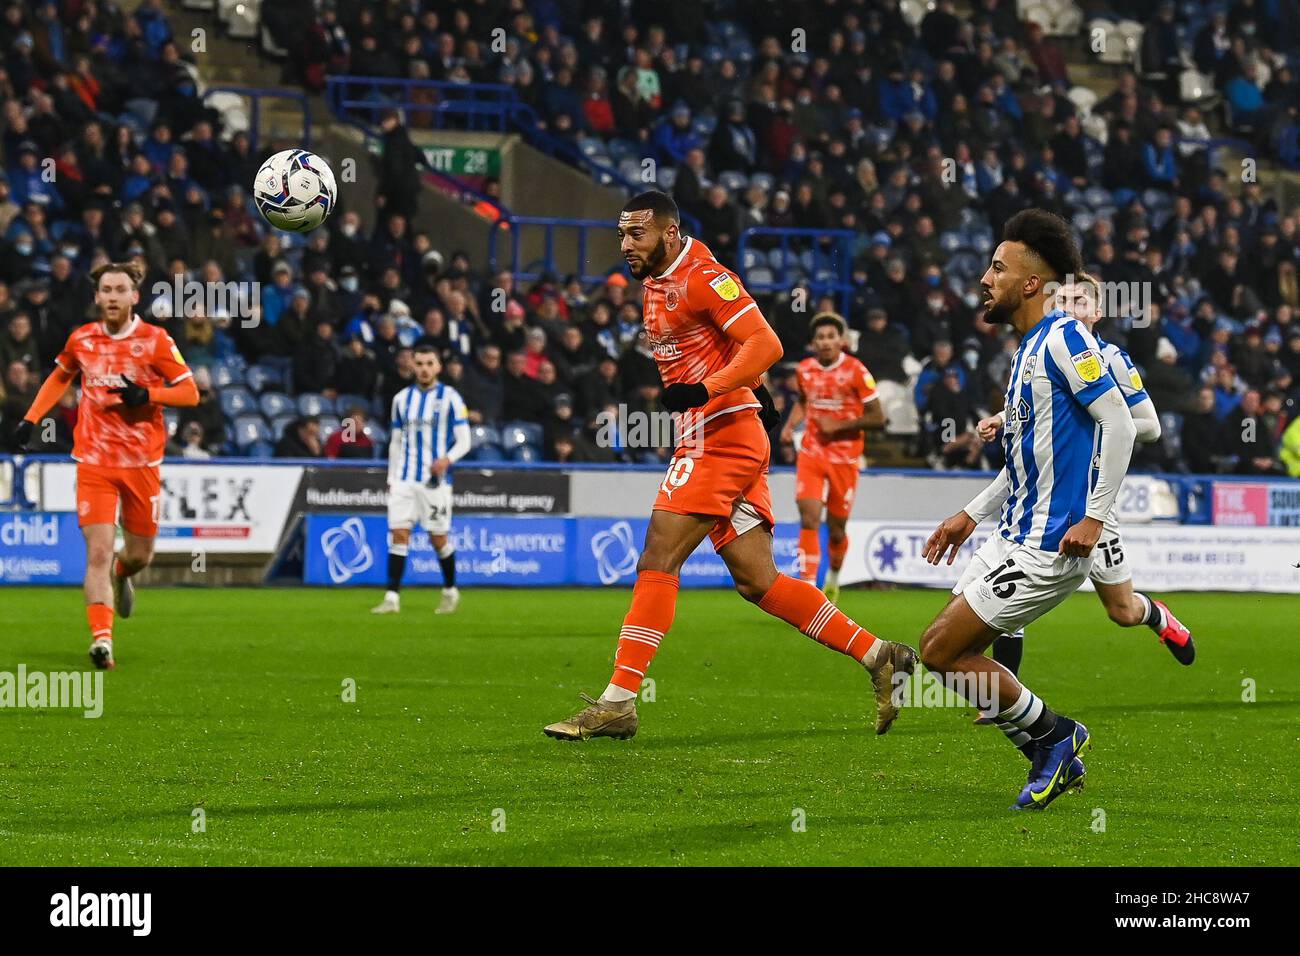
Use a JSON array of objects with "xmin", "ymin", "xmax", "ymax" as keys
[
  {"xmin": 998, "ymin": 309, "xmax": 1119, "ymax": 551},
  {"xmin": 1096, "ymin": 337, "xmax": 1150, "ymax": 410},
  {"xmin": 388, "ymin": 383, "xmax": 470, "ymax": 485}
]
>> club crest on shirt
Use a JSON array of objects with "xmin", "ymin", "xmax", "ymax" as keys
[
  {"xmin": 708, "ymin": 272, "xmax": 740, "ymax": 301},
  {"xmin": 130, "ymin": 341, "xmax": 146, "ymax": 357},
  {"xmin": 1071, "ymin": 349, "xmax": 1103, "ymax": 382},
  {"xmin": 1021, "ymin": 354, "xmax": 1037, "ymax": 383},
  {"xmin": 665, "ymin": 289, "xmax": 679, "ymax": 311}
]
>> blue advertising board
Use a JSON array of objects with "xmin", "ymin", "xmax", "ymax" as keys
[
  {"xmin": 0, "ymin": 512, "xmax": 86, "ymax": 584},
  {"xmin": 304, "ymin": 514, "xmax": 572, "ymax": 586},
  {"xmin": 303, "ymin": 514, "xmax": 809, "ymax": 588}
]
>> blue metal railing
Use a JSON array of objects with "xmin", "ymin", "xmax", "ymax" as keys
[
  {"xmin": 488, "ymin": 216, "xmax": 627, "ymax": 285},
  {"xmin": 202, "ymin": 86, "xmax": 312, "ymax": 153},
  {"xmin": 738, "ymin": 227, "xmax": 859, "ymax": 317}
]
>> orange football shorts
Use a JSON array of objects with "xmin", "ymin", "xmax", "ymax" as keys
[{"xmin": 76, "ymin": 462, "xmax": 162, "ymax": 537}]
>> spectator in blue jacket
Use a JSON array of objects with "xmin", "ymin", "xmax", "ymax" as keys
[
  {"xmin": 651, "ymin": 102, "xmax": 700, "ymax": 167},
  {"xmin": 1142, "ymin": 125, "xmax": 1179, "ymax": 189}
]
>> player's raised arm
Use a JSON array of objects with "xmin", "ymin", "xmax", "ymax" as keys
[{"xmin": 1048, "ymin": 322, "xmax": 1136, "ymax": 556}]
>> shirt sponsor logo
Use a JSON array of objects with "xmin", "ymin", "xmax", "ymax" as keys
[{"xmin": 1129, "ymin": 368, "xmax": 1143, "ymax": 390}]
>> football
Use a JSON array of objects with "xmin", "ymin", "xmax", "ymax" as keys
[{"xmin": 252, "ymin": 148, "xmax": 337, "ymax": 233}]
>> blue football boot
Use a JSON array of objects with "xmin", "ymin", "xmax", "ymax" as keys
[{"xmin": 1012, "ymin": 720, "xmax": 1090, "ymax": 810}]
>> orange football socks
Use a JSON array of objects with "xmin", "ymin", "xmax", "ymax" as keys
[
  {"xmin": 606, "ymin": 570, "xmax": 680, "ymax": 699},
  {"xmin": 87, "ymin": 602, "xmax": 113, "ymax": 643},
  {"xmin": 758, "ymin": 573, "xmax": 882, "ymax": 665}
]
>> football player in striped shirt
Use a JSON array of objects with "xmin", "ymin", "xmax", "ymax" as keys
[
  {"xmin": 974, "ymin": 273, "xmax": 1195, "ymax": 680},
  {"xmin": 921, "ymin": 211, "xmax": 1137, "ymax": 810},
  {"xmin": 372, "ymin": 343, "xmax": 470, "ymax": 616}
]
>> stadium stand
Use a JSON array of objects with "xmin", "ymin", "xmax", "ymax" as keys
[{"xmin": 1, "ymin": 0, "xmax": 1299, "ymax": 477}]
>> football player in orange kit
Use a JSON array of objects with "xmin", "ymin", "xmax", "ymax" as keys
[
  {"xmin": 8, "ymin": 262, "xmax": 199, "ymax": 670},
  {"xmin": 781, "ymin": 312, "xmax": 884, "ymax": 603},
  {"xmin": 544, "ymin": 192, "xmax": 917, "ymax": 741}
]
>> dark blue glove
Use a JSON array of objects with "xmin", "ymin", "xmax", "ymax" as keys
[{"xmin": 109, "ymin": 376, "xmax": 149, "ymax": 407}]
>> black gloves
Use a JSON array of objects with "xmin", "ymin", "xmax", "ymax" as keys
[
  {"xmin": 661, "ymin": 382, "xmax": 710, "ymax": 412},
  {"xmin": 753, "ymin": 383, "xmax": 781, "ymax": 432},
  {"xmin": 109, "ymin": 376, "xmax": 150, "ymax": 407},
  {"xmin": 9, "ymin": 419, "xmax": 33, "ymax": 452}
]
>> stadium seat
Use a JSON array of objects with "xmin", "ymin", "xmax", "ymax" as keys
[
  {"xmin": 501, "ymin": 421, "xmax": 543, "ymax": 450},
  {"xmin": 510, "ymin": 444, "xmax": 540, "ymax": 463},
  {"xmin": 211, "ymin": 363, "xmax": 240, "ymax": 389},
  {"xmin": 1179, "ymin": 69, "xmax": 1214, "ymax": 104},
  {"xmin": 470, "ymin": 424, "xmax": 502, "ymax": 450},
  {"xmin": 471, "ymin": 444, "xmax": 505, "ymax": 463},
  {"xmin": 245, "ymin": 440, "xmax": 276, "ymax": 459},
  {"xmin": 718, "ymin": 170, "xmax": 748, "ymax": 192},
  {"xmin": 163, "ymin": 408, "xmax": 180, "ymax": 440},
  {"xmin": 258, "ymin": 392, "xmax": 295, "ymax": 419},
  {"xmin": 297, "ymin": 393, "xmax": 334, "ymax": 417},
  {"xmin": 749, "ymin": 172, "xmax": 775, "ymax": 193},
  {"xmin": 232, "ymin": 414, "xmax": 271, "ymax": 450},
  {"xmin": 318, "ymin": 415, "xmax": 342, "ymax": 442},
  {"xmin": 335, "ymin": 394, "xmax": 372, "ymax": 417},
  {"xmin": 219, "ymin": 386, "xmax": 255, "ymax": 418},
  {"xmin": 1067, "ymin": 85, "xmax": 1098, "ymax": 117},
  {"xmin": 878, "ymin": 380, "xmax": 919, "ymax": 437},
  {"xmin": 245, "ymin": 363, "xmax": 283, "ymax": 394},
  {"xmin": 747, "ymin": 267, "xmax": 774, "ymax": 286},
  {"xmin": 270, "ymin": 415, "xmax": 297, "ymax": 441},
  {"xmin": 654, "ymin": 166, "xmax": 677, "ymax": 191},
  {"xmin": 939, "ymin": 230, "xmax": 966, "ymax": 255}
]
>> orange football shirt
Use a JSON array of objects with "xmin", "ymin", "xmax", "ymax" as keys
[
  {"xmin": 640, "ymin": 237, "xmax": 764, "ymax": 434},
  {"xmin": 55, "ymin": 315, "xmax": 193, "ymax": 467},
  {"xmin": 795, "ymin": 353, "xmax": 878, "ymax": 464}
]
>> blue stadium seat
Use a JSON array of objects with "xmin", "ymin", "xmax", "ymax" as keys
[
  {"xmin": 211, "ymin": 363, "xmax": 240, "ymax": 389},
  {"xmin": 470, "ymin": 424, "xmax": 502, "ymax": 449},
  {"xmin": 219, "ymin": 386, "xmax": 255, "ymax": 418},
  {"xmin": 270, "ymin": 415, "xmax": 297, "ymax": 441},
  {"xmin": 162, "ymin": 408, "xmax": 179, "ymax": 440},
  {"xmin": 297, "ymin": 392, "xmax": 334, "ymax": 417},
  {"xmin": 246, "ymin": 440, "xmax": 276, "ymax": 459},
  {"xmin": 742, "ymin": 248, "xmax": 765, "ymax": 271},
  {"xmin": 654, "ymin": 166, "xmax": 677, "ymax": 191},
  {"xmin": 245, "ymin": 363, "xmax": 283, "ymax": 394},
  {"xmin": 318, "ymin": 415, "xmax": 342, "ymax": 441},
  {"xmin": 470, "ymin": 444, "xmax": 505, "ymax": 463},
  {"xmin": 232, "ymin": 414, "xmax": 271, "ymax": 450},
  {"xmin": 718, "ymin": 170, "xmax": 748, "ymax": 192},
  {"xmin": 335, "ymin": 394, "xmax": 372, "ymax": 417},
  {"xmin": 747, "ymin": 266, "xmax": 774, "ymax": 286},
  {"xmin": 939, "ymin": 230, "xmax": 966, "ymax": 255},
  {"xmin": 748, "ymin": 172, "xmax": 775, "ymax": 193},
  {"xmin": 258, "ymin": 391, "xmax": 295, "ymax": 419},
  {"xmin": 510, "ymin": 444, "xmax": 540, "ymax": 463},
  {"xmin": 501, "ymin": 421, "xmax": 543, "ymax": 449}
]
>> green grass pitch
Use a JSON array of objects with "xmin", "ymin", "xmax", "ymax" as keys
[{"xmin": 1, "ymin": 586, "xmax": 1296, "ymax": 866}]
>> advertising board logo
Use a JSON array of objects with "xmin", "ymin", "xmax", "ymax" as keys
[
  {"xmin": 591, "ymin": 521, "xmax": 639, "ymax": 585},
  {"xmin": 320, "ymin": 517, "xmax": 374, "ymax": 583}
]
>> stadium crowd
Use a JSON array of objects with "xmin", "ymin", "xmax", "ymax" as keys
[{"xmin": 2, "ymin": 0, "xmax": 1300, "ymax": 477}]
